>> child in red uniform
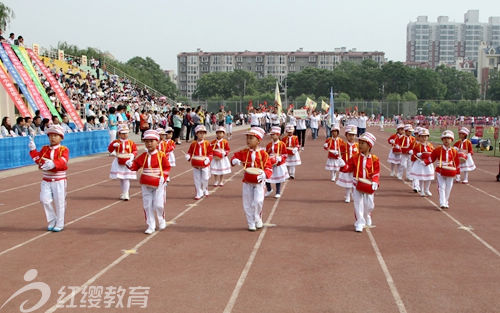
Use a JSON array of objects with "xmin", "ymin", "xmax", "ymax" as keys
[
  {"xmin": 399, "ymin": 124, "xmax": 416, "ymax": 181},
  {"xmin": 108, "ymin": 124, "xmax": 137, "ymax": 200},
  {"xmin": 344, "ymin": 132, "xmax": 380, "ymax": 232},
  {"xmin": 410, "ymin": 128, "xmax": 435, "ymax": 197},
  {"xmin": 126, "ymin": 130, "xmax": 171, "ymax": 234},
  {"xmin": 336, "ymin": 124, "xmax": 358, "ymax": 203},
  {"xmin": 425, "ymin": 130, "xmax": 460, "ymax": 209},
  {"xmin": 387, "ymin": 124, "xmax": 405, "ymax": 177},
  {"xmin": 185, "ymin": 125, "xmax": 213, "ymax": 199},
  {"xmin": 282, "ymin": 124, "xmax": 301, "ymax": 179},
  {"xmin": 159, "ymin": 127, "xmax": 176, "ymax": 182},
  {"xmin": 454, "ymin": 127, "xmax": 475, "ymax": 184},
  {"xmin": 265, "ymin": 126, "xmax": 288, "ymax": 198},
  {"xmin": 29, "ymin": 125, "xmax": 69, "ymax": 232},
  {"xmin": 324, "ymin": 125, "xmax": 345, "ymax": 182},
  {"xmin": 210, "ymin": 126, "xmax": 231, "ymax": 186},
  {"xmin": 231, "ymin": 127, "xmax": 273, "ymax": 231}
]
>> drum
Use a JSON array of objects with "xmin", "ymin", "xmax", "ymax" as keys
[
  {"xmin": 213, "ymin": 149, "xmax": 224, "ymax": 160},
  {"xmin": 191, "ymin": 156, "xmax": 207, "ymax": 168},
  {"xmin": 458, "ymin": 152, "xmax": 467, "ymax": 163},
  {"xmin": 117, "ymin": 153, "xmax": 133, "ymax": 165},
  {"xmin": 355, "ymin": 177, "xmax": 375, "ymax": 194},
  {"xmin": 286, "ymin": 147, "xmax": 295, "ymax": 155},
  {"xmin": 440, "ymin": 165, "xmax": 457, "ymax": 177},
  {"xmin": 268, "ymin": 154, "xmax": 278, "ymax": 166},
  {"xmin": 244, "ymin": 167, "xmax": 264, "ymax": 184},
  {"xmin": 140, "ymin": 171, "xmax": 161, "ymax": 188}
]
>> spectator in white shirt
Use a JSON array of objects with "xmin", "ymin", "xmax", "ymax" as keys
[
  {"xmin": 357, "ymin": 111, "xmax": 368, "ymax": 136},
  {"xmin": 308, "ymin": 111, "xmax": 321, "ymax": 140},
  {"xmin": 6, "ymin": 33, "xmax": 14, "ymax": 45}
]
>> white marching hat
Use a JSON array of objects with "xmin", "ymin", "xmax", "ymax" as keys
[
  {"xmin": 245, "ymin": 127, "xmax": 265, "ymax": 140},
  {"xmin": 420, "ymin": 128, "xmax": 430, "ymax": 136},
  {"xmin": 215, "ymin": 126, "xmax": 226, "ymax": 133},
  {"xmin": 143, "ymin": 129, "xmax": 160, "ymax": 141},
  {"xmin": 118, "ymin": 124, "xmax": 130, "ymax": 134},
  {"xmin": 270, "ymin": 126, "xmax": 281, "ymax": 135},
  {"xmin": 396, "ymin": 123, "xmax": 405, "ymax": 129},
  {"xmin": 345, "ymin": 124, "xmax": 357, "ymax": 135},
  {"xmin": 458, "ymin": 127, "xmax": 470, "ymax": 135},
  {"xmin": 285, "ymin": 124, "xmax": 295, "ymax": 132},
  {"xmin": 194, "ymin": 125, "xmax": 207, "ymax": 133},
  {"xmin": 441, "ymin": 130, "xmax": 454, "ymax": 140},
  {"xmin": 46, "ymin": 125, "xmax": 65, "ymax": 139},
  {"xmin": 330, "ymin": 124, "xmax": 340, "ymax": 132},
  {"xmin": 359, "ymin": 132, "xmax": 376, "ymax": 148},
  {"xmin": 404, "ymin": 124, "xmax": 414, "ymax": 132}
]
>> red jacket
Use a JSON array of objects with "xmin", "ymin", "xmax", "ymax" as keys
[
  {"xmin": 266, "ymin": 141, "xmax": 287, "ymax": 166},
  {"xmin": 282, "ymin": 135, "xmax": 300, "ymax": 148},
  {"xmin": 344, "ymin": 153, "xmax": 380, "ymax": 184},
  {"xmin": 400, "ymin": 135, "xmax": 416, "ymax": 154},
  {"xmin": 454, "ymin": 139, "xmax": 473, "ymax": 154},
  {"xmin": 231, "ymin": 148, "xmax": 273, "ymax": 183},
  {"xmin": 107, "ymin": 139, "xmax": 137, "ymax": 155},
  {"xmin": 425, "ymin": 146, "xmax": 460, "ymax": 176},
  {"xmin": 410, "ymin": 142, "xmax": 434, "ymax": 162},
  {"xmin": 210, "ymin": 138, "xmax": 230, "ymax": 154},
  {"xmin": 324, "ymin": 137, "xmax": 345, "ymax": 159},
  {"xmin": 30, "ymin": 145, "xmax": 69, "ymax": 182},
  {"xmin": 388, "ymin": 133, "xmax": 403, "ymax": 153},
  {"xmin": 187, "ymin": 140, "xmax": 213, "ymax": 168},
  {"xmin": 128, "ymin": 150, "xmax": 171, "ymax": 180},
  {"xmin": 339, "ymin": 141, "xmax": 359, "ymax": 172},
  {"xmin": 159, "ymin": 139, "xmax": 176, "ymax": 154}
]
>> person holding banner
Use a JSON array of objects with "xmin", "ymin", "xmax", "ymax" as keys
[
  {"xmin": 265, "ymin": 126, "xmax": 289, "ymax": 198},
  {"xmin": 185, "ymin": 125, "xmax": 213, "ymax": 200},
  {"xmin": 29, "ymin": 125, "xmax": 69, "ymax": 232},
  {"xmin": 230, "ymin": 127, "xmax": 273, "ymax": 231},
  {"xmin": 210, "ymin": 126, "xmax": 231, "ymax": 187},
  {"xmin": 324, "ymin": 125, "xmax": 345, "ymax": 182},
  {"xmin": 454, "ymin": 127, "xmax": 475, "ymax": 184},
  {"xmin": 126, "ymin": 130, "xmax": 171, "ymax": 234},
  {"xmin": 108, "ymin": 125, "xmax": 137, "ymax": 200},
  {"xmin": 282, "ymin": 124, "xmax": 301, "ymax": 179}
]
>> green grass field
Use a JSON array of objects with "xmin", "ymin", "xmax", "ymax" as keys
[{"xmin": 382, "ymin": 127, "xmax": 500, "ymax": 158}]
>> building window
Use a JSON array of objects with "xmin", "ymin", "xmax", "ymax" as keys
[
  {"xmin": 289, "ymin": 56, "xmax": 295, "ymax": 62},
  {"xmin": 308, "ymin": 56, "xmax": 317, "ymax": 62},
  {"xmin": 236, "ymin": 56, "xmax": 243, "ymax": 62},
  {"xmin": 256, "ymin": 65, "xmax": 264, "ymax": 71},
  {"xmin": 212, "ymin": 55, "xmax": 221, "ymax": 65},
  {"xmin": 256, "ymin": 56, "xmax": 263, "ymax": 62},
  {"xmin": 201, "ymin": 56, "xmax": 209, "ymax": 62},
  {"xmin": 179, "ymin": 57, "xmax": 186, "ymax": 62},
  {"xmin": 267, "ymin": 55, "xmax": 275, "ymax": 64}
]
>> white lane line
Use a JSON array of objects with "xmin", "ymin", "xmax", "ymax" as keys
[
  {"xmin": 43, "ymin": 168, "xmax": 245, "ymax": 313},
  {"xmin": 366, "ymin": 228, "xmax": 408, "ymax": 313},
  {"xmin": 0, "ymin": 179, "xmax": 111, "ymax": 216},
  {"xmin": 379, "ymin": 161, "xmax": 500, "ymax": 257},
  {"xmin": 223, "ymin": 180, "xmax": 288, "ymax": 313},
  {"xmin": 466, "ymin": 183, "xmax": 500, "ymax": 202},
  {"xmin": 0, "ymin": 163, "xmax": 110, "ymax": 193},
  {"xmin": 0, "ymin": 167, "xmax": 194, "ymax": 257}
]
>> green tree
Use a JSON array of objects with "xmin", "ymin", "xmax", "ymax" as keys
[
  {"xmin": 193, "ymin": 72, "xmax": 233, "ymax": 99},
  {"xmin": 487, "ymin": 71, "xmax": 500, "ymax": 100},
  {"xmin": 381, "ymin": 62, "xmax": 412, "ymax": 95},
  {"xmin": 411, "ymin": 68, "xmax": 446, "ymax": 100},
  {"xmin": 256, "ymin": 75, "xmax": 277, "ymax": 94},
  {"xmin": 402, "ymin": 91, "xmax": 417, "ymax": 101},
  {"xmin": 0, "ymin": 2, "xmax": 14, "ymax": 30},
  {"xmin": 436, "ymin": 65, "xmax": 479, "ymax": 100}
]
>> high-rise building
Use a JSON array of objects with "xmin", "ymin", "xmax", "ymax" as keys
[
  {"xmin": 406, "ymin": 10, "xmax": 500, "ymax": 68},
  {"xmin": 177, "ymin": 48, "xmax": 385, "ymax": 98}
]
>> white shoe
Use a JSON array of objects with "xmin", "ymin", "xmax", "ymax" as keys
[
  {"xmin": 390, "ymin": 172, "xmax": 395, "ymax": 177},
  {"xmin": 248, "ymin": 225, "xmax": 257, "ymax": 231},
  {"xmin": 204, "ymin": 190, "xmax": 209, "ymax": 196},
  {"xmin": 144, "ymin": 228, "xmax": 155, "ymax": 234},
  {"xmin": 256, "ymin": 220, "xmax": 263, "ymax": 229},
  {"xmin": 425, "ymin": 191, "xmax": 432, "ymax": 196},
  {"xmin": 265, "ymin": 190, "xmax": 273, "ymax": 197},
  {"xmin": 122, "ymin": 192, "xmax": 129, "ymax": 201},
  {"xmin": 366, "ymin": 215, "xmax": 372, "ymax": 227},
  {"xmin": 159, "ymin": 220, "xmax": 167, "ymax": 230},
  {"xmin": 119, "ymin": 193, "xmax": 125, "ymax": 200},
  {"xmin": 331, "ymin": 178, "xmax": 336, "ymax": 182},
  {"xmin": 167, "ymin": 177, "xmax": 171, "ymax": 182},
  {"xmin": 355, "ymin": 226, "xmax": 363, "ymax": 233},
  {"xmin": 301, "ymin": 147, "xmax": 304, "ymax": 151},
  {"xmin": 344, "ymin": 198, "xmax": 350, "ymax": 203},
  {"xmin": 274, "ymin": 194, "xmax": 281, "ymax": 199}
]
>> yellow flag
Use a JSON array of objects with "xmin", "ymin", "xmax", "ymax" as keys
[
  {"xmin": 274, "ymin": 81, "xmax": 282, "ymax": 115},
  {"xmin": 321, "ymin": 100, "xmax": 329, "ymax": 111},
  {"xmin": 305, "ymin": 97, "xmax": 317, "ymax": 110}
]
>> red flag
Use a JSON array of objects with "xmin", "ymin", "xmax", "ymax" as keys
[
  {"xmin": 263, "ymin": 100, "xmax": 268, "ymax": 106},
  {"xmin": 288, "ymin": 104, "xmax": 294, "ymax": 110}
]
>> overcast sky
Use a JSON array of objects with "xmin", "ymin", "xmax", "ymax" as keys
[{"xmin": 3, "ymin": 0, "xmax": 498, "ymax": 72}]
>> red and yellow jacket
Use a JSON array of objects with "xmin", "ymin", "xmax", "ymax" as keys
[
  {"xmin": 400, "ymin": 135, "xmax": 416, "ymax": 154},
  {"xmin": 454, "ymin": 139, "xmax": 473, "ymax": 155},
  {"xmin": 231, "ymin": 148, "xmax": 273, "ymax": 183},
  {"xmin": 324, "ymin": 137, "xmax": 345, "ymax": 159},
  {"xmin": 159, "ymin": 139, "xmax": 176, "ymax": 154},
  {"xmin": 282, "ymin": 135, "xmax": 300, "ymax": 149},
  {"xmin": 344, "ymin": 153, "xmax": 380, "ymax": 184},
  {"xmin": 107, "ymin": 139, "xmax": 137, "ymax": 155},
  {"xmin": 30, "ymin": 144, "xmax": 69, "ymax": 182},
  {"xmin": 266, "ymin": 140, "xmax": 287, "ymax": 166},
  {"xmin": 339, "ymin": 141, "xmax": 359, "ymax": 172},
  {"xmin": 410, "ymin": 142, "xmax": 434, "ymax": 162},
  {"xmin": 210, "ymin": 138, "xmax": 230, "ymax": 155},
  {"xmin": 425, "ymin": 146, "xmax": 460, "ymax": 176},
  {"xmin": 187, "ymin": 140, "xmax": 213, "ymax": 168},
  {"xmin": 128, "ymin": 150, "xmax": 171, "ymax": 180}
]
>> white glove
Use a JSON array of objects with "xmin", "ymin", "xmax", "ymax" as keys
[
  {"xmin": 408, "ymin": 150, "xmax": 413, "ymax": 155},
  {"xmin": 28, "ymin": 139, "xmax": 36, "ymax": 151},
  {"xmin": 323, "ymin": 143, "xmax": 328, "ymax": 148},
  {"xmin": 276, "ymin": 156, "xmax": 282, "ymax": 163},
  {"xmin": 185, "ymin": 154, "xmax": 191, "ymax": 161},
  {"xmin": 203, "ymin": 158, "xmax": 210, "ymax": 165},
  {"xmin": 125, "ymin": 159, "xmax": 134, "ymax": 168},
  {"xmin": 292, "ymin": 147, "xmax": 298, "ymax": 154},
  {"xmin": 221, "ymin": 151, "xmax": 226, "ymax": 157},
  {"xmin": 416, "ymin": 152, "xmax": 422, "ymax": 158},
  {"xmin": 332, "ymin": 150, "xmax": 339, "ymax": 156},
  {"xmin": 338, "ymin": 158, "xmax": 346, "ymax": 168},
  {"xmin": 395, "ymin": 145, "xmax": 401, "ymax": 149},
  {"xmin": 372, "ymin": 182, "xmax": 378, "ymax": 191},
  {"xmin": 389, "ymin": 139, "xmax": 395, "ymax": 144},
  {"xmin": 112, "ymin": 142, "xmax": 120, "ymax": 148},
  {"xmin": 159, "ymin": 176, "xmax": 165, "ymax": 185},
  {"xmin": 232, "ymin": 158, "xmax": 241, "ymax": 166},
  {"xmin": 257, "ymin": 173, "xmax": 266, "ymax": 183},
  {"xmin": 41, "ymin": 160, "xmax": 55, "ymax": 170}
]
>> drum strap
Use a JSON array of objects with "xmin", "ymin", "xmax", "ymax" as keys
[
  {"xmin": 142, "ymin": 152, "xmax": 163, "ymax": 177},
  {"xmin": 356, "ymin": 154, "xmax": 372, "ymax": 180}
]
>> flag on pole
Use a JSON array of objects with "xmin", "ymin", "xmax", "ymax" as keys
[
  {"xmin": 274, "ymin": 81, "xmax": 282, "ymax": 115},
  {"xmin": 321, "ymin": 100, "xmax": 329, "ymax": 111},
  {"xmin": 305, "ymin": 97, "xmax": 317, "ymax": 111},
  {"xmin": 329, "ymin": 87, "xmax": 335, "ymax": 124}
]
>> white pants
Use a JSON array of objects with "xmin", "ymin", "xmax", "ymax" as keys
[
  {"xmin": 398, "ymin": 155, "xmax": 411, "ymax": 179},
  {"xmin": 353, "ymin": 189, "xmax": 374, "ymax": 229},
  {"xmin": 242, "ymin": 182, "xmax": 265, "ymax": 228},
  {"xmin": 40, "ymin": 180, "xmax": 67, "ymax": 228},
  {"xmin": 142, "ymin": 184, "xmax": 166, "ymax": 230},
  {"xmin": 120, "ymin": 179, "xmax": 130, "ymax": 194},
  {"xmin": 287, "ymin": 166, "xmax": 296, "ymax": 177},
  {"xmin": 193, "ymin": 167, "xmax": 210, "ymax": 198},
  {"xmin": 437, "ymin": 173, "xmax": 454, "ymax": 207}
]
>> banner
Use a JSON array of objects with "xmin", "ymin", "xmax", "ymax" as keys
[
  {"xmin": 321, "ymin": 100, "xmax": 329, "ymax": 111},
  {"xmin": 0, "ymin": 60, "xmax": 31, "ymax": 117},
  {"xmin": 274, "ymin": 81, "xmax": 282, "ymax": 115},
  {"xmin": 26, "ymin": 48, "xmax": 84, "ymax": 129},
  {"xmin": 305, "ymin": 97, "xmax": 317, "ymax": 111},
  {"xmin": 0, "ymin": 43, "xmax": 40, "ymax": 115},
  {"xmin": 3, "ymin": 43, "xmax": 52, "ymax": 119},
  {"xmin": 13, "ymin": 45, "xmax": 61, "ymax": 119},
  {"xmin": 293, "ymin": 109, "xmax": 308, "ymax": 119},
  {"xmin": 329, "ymin": 87, "xmax": 335, "ymax": 124}
]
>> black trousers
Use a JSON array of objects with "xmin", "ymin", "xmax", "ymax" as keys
[{"xmin": 296, "ymin": 129, "xmax": 306, "ymax": 147}]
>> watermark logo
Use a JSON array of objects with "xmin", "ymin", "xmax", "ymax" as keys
[{"xmin": 1, "ymin": 269, "xmax": 150, "ymax": 312}]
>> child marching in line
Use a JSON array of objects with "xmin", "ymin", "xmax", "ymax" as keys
[
  {"xmin": 387, "ymin": 124, "xmax": 405, "ymax": 178},
  {"xmin": 231, "ymin": 127, "xmax": 273, "ymax": 231},
  {"xmin": 454, "ymin": 127, "xmax": 475, "ymax": 184},
  {"xmin": 398, "ymin": 124, "xmax": 416, "ymax": 181},
  {"xmin": 409, "ymin": 127, "xmax": 422, "ymax": 192},
  {"xmin": 337, "ymin": 124, "xmax": 359, "ymax": 203},
  {"xmin": 324, "ymin": 125, "xmax": 345, "ymax": 182},
  {"xmin": 344, "ymin": 132, "xmax": 380, "ymax": 232},
  {"xmin": 126, "ymin": 130, "xmax": 171, "ymax": 234},
  {"xmin": 29, "ymin": 125, "xmax": 69, "ymax": 232},
  {"xmin": 108, "ymin": 125, "xmax": 137, "ymax": 200},
  {"xmin": 282, "ymin": 124, "xmax": 301, "ymax": 179},
  {"xmin": 210, "ymin": 126, "xmax": 231, "ymax": 186},
  {"xmin": 425, "ymin": 130, "xmax": 460, "ymax": 209},
  {"xmin": 410, "ymin": 128, "xmax": 435, "ymax": 197},
  {"xmin": 265, "ymin": 126, "xmax": 289, "ymax": 198},
  {"xmin": 185, "ymin": 125, "xmax": 213, "ymax": 200},
  {"xmin": 159, "ymin": 127, "xmax": 176, "ymax": 182}
]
